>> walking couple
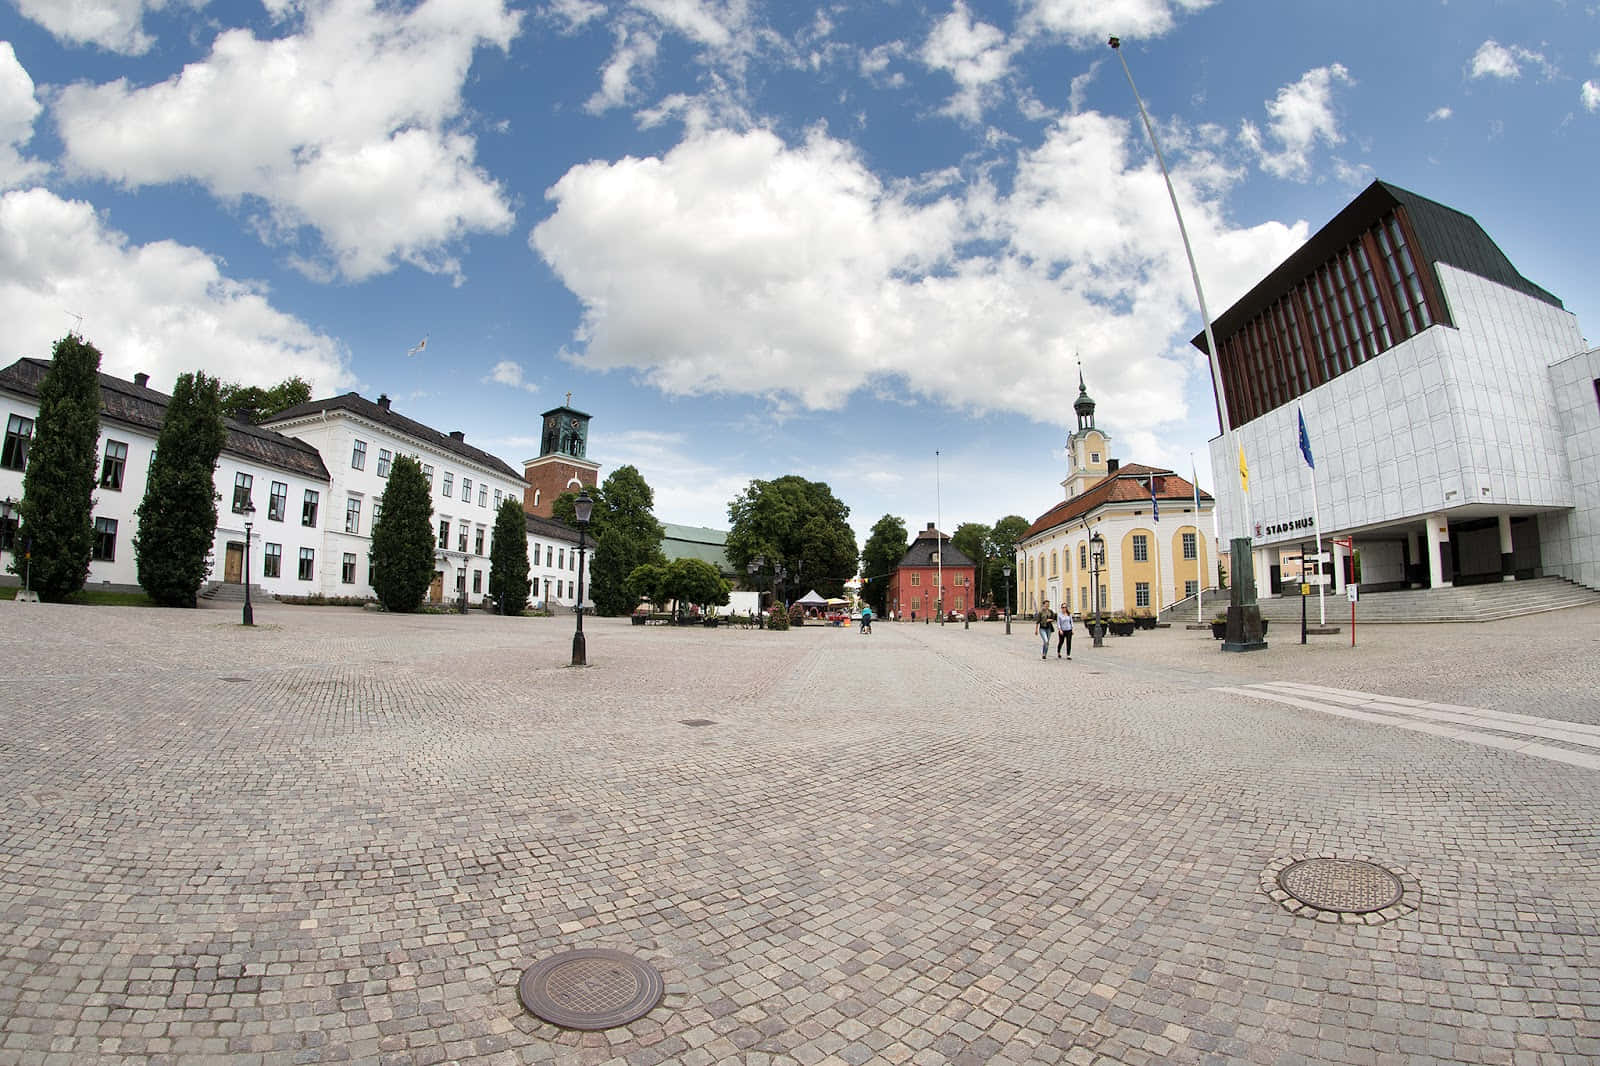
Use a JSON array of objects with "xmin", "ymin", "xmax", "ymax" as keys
[{"xmin": 1034, "ymin": 600, "xmax": 1073, "ymax": 660}]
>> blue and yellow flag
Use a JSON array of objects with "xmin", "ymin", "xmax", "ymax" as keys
[{"xmin": 1298, "ymin": 408, "xmax": 1315, "ymax": 470}]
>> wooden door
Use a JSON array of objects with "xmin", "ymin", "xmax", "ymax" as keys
[
  {"xmin": 428, "ymin": 570, "xmax": 444, "ymax": 603},
  {"xmin": 224, "ymin": 543, "xmax": 243, "ymax": 583}
]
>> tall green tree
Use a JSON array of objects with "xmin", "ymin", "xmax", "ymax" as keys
[
  {"xmin": 135, "ymin": 371, "xmax": 227, "ymax": 606},
  {"xmin": 859, "ymin": 514, "xmax": 908, "ymax": 616},
  {"xmin": 665, "ymin": 557, "xmax": 730, "ymax": 619},
  {"xmin": 725, "ymin": 475, "xmax": 859, "ymax": 599},
  {"xmin": 553, "ymin": 465, "xmax": 665, "ymax": 616},
  {"xmin": 369, "ymin": 454, "xmax": 435, "ymax": 612},
  {"xmin": 11, "ymin": 335, "xmax": 102, "ymax": 601},
  {"xmin": 219, "ymin": 376, "xmax": 312, "ymax": 424},
  {"xmin": 488, "ymin": 497, "xmax": 531, "ymax": 615},
  {"xmin": 951, "ymin": 521, "xmax": 992, "ymax": 605},
  {"xmin": 988, "ymin": 514, "xmax": 1031, "ymax": 614}
]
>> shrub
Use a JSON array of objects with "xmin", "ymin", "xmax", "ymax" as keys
[
  {"xmin": 767, "ymin": 605, "xmax": 790, "ymax": 631},
  {"xmin": 788, "ymin": 604, "xmax": 805, "ymax": 626}
]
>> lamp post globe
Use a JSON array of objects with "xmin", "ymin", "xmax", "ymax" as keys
[
  {"xmin": 571, "ymin": 489, "xmax": 593, "ymax": 666},
  {"xmin": 241, "ymin": 501, "xmax": 256, "ymax": 626}
]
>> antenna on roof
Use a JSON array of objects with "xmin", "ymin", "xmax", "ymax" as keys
[{"xmin": 64, "ymin": 310, "xmax": 85, "ymax": 336}]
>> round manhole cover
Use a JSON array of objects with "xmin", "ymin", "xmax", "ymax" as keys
[
  {"xmin": 1278, "ymin": 857, "xmax": 1403, "ymax": 913},
  {"xmin": 518, "ymin": 949, "xmax": 663, "ymax": 1030}
]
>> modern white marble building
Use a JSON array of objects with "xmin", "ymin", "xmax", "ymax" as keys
[{"xmin": 1198, "ymin": 181, "xmax": 1598, "ymax": 595}]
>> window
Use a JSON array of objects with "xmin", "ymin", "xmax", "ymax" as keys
[
  {"xmin": 1132, "ymin": 534, "xmax": 1148, "ymax": 563},
  {"xmin": 442, "ymin": 471, "xmax": 453, "ymax": 497},
  {"xmin": 457, "ymin": 522, "xmax": 468, "ymax": 553},
  {"xmin": 368, "ymin": 556, "xmax": 376, "ymax": 586},
  {"xmin": 232, "ymin": 472, "xmax": 254, "ymax": 514},
  {"xmin": 570, "ymin": 549, "xmax": 576, "ymax": 571},
  {"xmin": 1185, "ymin": 579, "xmax": 1198, "ymax": 599},
  {"xmin": 1081, "ymin": 585, "xmax": 1088, "ymax": 611},
  {"xmin": 298, "ymin": 547, "xmax": 315, "ymax": 581},
  {"xmin": 1079, "ymin": 544, "xmax": 1087, "ymax": 568},
  {"xmin": 911, "ymin": 571, "xmax": 921, "ymax": 586},
  {"xmin": 474, "ymin": 528, "xmax": 485, "ymax": 555},
  {"xmin": 1594, "ymin": 378, "xmax": 1599, "ymax": 414},
  {"xmin": 438, "ymin": 519, "xmax": 450, "ymax": 548},
  {"xmin": 910, "ymin": 596, "xmax": 920, "ymax": 612},
  {"xmin": 556, "ymin": 579, "xmax": 563, "ymax": 599},
  {"xmin": 99, "ymin": 440, "xmax": 128, "ymax": 490},
  {"xmin": 342, "ymin": 553, "xmax": 356, "ymax": 584},
  {"xmin": 1135, "ymin": 582, "xmax": 1150, "ymax": 608},
  {"xmin": 345, "ymin": 497, "xmax": 361, "ymax": 534},
  {"xmin": 269, "ymin": 481, "xmax": 287, "ymax": 522},
  {"xmin": 533, "ymin": 543, "xmax": 541, "ymax": 565},
  {"xmin": 351, "ymin": 439, "xmax": 367, "ymax": 470},
  {"xmin": 422, "ymin": 463, "xmax": 434, "ymax": 490},
  {"xmin": 1090, "ymin": 452, "xmax": 1099, "ymax": 463},
  {"xmin": 371, "ymin": 500, "xmax": 382, "ymax": 526},
  {"xmin": 533, "ymin": 489, "xmax": 540, "ymax": 508},
  {"xmin": 472, "ymin": 570, "xmax": 482, "ymax": 593},
  {"xmin": 558, "ymin": 547, "xmax": 565, "ymax": 569},
  {"xmin": 302, "ymin": 489, "xmax": 320, "ymax": 527},
  {"xmin": 264, "ymin": 543, "xmax": 282, "ymax": 578},
  {"xmin": 954, "ymin": 596, "xmax": 964, "ymax": 611},
  {"xmin": 92, "ymin": 517, "xmax": 117, "ymax": 561},
  {"xmin": 1050, "ymin": 551, "xmax": 1057, "ymax": 576},
  {"xmin": 0, "ymin": 509, "xmax": 15, "ymax": 551},
  {"xmin": 478, "ymin": 484, "xmax": 487, "ymax": 507},
  {"xmin": 1182, "ymin": 532, "xmax": 1197, "ymax": 560},
  {"xmin": 461, "ymin": 477, "xmax": 472, "ymax": 503},
  {"xmin": 377, "ymin": 448, "xmax": 391, "ymax": 478},
  {"xmin": 494, "ymin": 489, "xmax": 502, "ymax": 509},
  {"xmin": 2, "ymin": 414, "xmax": 34, "ymax": 470}
]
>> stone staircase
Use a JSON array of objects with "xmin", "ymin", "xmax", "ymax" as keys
[
  {"xmin": 200, "ymin": 581, "xmax": 271, "ymax": 604},
  {"xmin": 1244, "ymin": 576, "xmax": 1600, "ymax": 624}
]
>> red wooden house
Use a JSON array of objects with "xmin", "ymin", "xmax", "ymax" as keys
[{"xmin": 888, "ymin": 523, "xmax": 977, "ymax": 621}]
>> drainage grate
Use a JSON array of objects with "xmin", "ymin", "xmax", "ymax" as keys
[
  {"xmin": 679, "ymin": 719, "xmax": 715, "ymax": 727},
  {"xmin": 1261, "ymin": 854, "xmax": 1420, "ymax": 925},
  {"xmin": 519, "ymin": 948, "xmax": 663, "ymax": 1030}
]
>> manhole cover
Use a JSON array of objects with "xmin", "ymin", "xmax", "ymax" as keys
[
  {"xmin": 1261, "ymin": 853, "xmax": 1421, "ymax": 925},
  {"xmin": 518, "ymin": 949, "xmax": 662, "ymax": 1030},
  {"xmin": 1279, "ymin": 858, "xmax": 1402, "ymax": 913},
  {"xmin": 680, "ymin": 719, "xmax": 715, "ymax": 727}
]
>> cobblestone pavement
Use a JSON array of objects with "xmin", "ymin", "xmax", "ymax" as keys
[{"xmin": 2, "ymin": 601, "xmax": 1598, "ymax": 1066}]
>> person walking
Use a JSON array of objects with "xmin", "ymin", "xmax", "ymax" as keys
[
  {"xmin": 1035, "ymin": 600, "xmax": 1054, "ymax": 660},
  {"xmin": 1056, "ymin": 603, "xmax": 1074, "ymax": 659}
]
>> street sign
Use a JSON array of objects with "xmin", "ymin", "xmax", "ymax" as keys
[
  {"xmin": 1307, "ymin": 552, "xmax": 1331, "ymax": 563},
  {"xmin": 1305, "ymin": 574, "xmax": 1331, "ymax": 586},
  {"xmin": 1299, "ymin": 583, "xmax": 1311, "ymax": 596},
  {"xmin": 1347, "ymin": 584, "xmax": 1359, "ymax": 602}
]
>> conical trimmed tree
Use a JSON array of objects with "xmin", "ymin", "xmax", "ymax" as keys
[
  {"xmin": 369, "ymin": 454, "xmax": 436, "ymax": 612},
  {"xmin": 488, "ymin": 497, "xmax": 531, "ymax": 615},
  {"xmin": 11, "ymin": 335, "xmax": 102, "ymax": 601},
  {"xmin": 135, "ymin": 371, "xmax": 226, "ymax": 607}
]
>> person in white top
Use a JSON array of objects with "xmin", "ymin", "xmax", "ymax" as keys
[{"xmin": 1055, "ymin": 604, "xmax": 1074, "ymax": 659}]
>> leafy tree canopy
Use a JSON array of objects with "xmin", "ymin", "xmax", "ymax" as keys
[
  {"xmin": 988, "ymin": 514, "xmax": 1031, "ymax": 612},
  {"xmin": 666, "ymin": 557, "xmax": 729, "ymax": 616},
  {"xmin": 369, "ymin": 454, "xmax": 436, "ymax": 612},
  {"xmin": 12, "ymin": 334, "xmax": 101, "ymax": 601},
  {"xmin": 952, "ymin": 521, "xmax": 992, "ymax": 603},
  {"xmin": 488, "ymin": 497, "xmax": 531, "ymax": 615},
  {"xmin": 859, "ymin": 514, "xmax": 908, "ymax": 616},
  {"xmin": 725, "ymin": 475, "xmax": 858, "ymax": 599},
  {"xmin": 135, "ymin": 371, "xmax": 226, "ymax": 607},
  {"xmin": 219, "ymin": 376, "xmax": 312, "ymax": 424}
]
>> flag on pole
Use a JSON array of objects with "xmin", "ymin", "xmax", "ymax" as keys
[
  {"xmin": 1150, "ymin": 475, "xmax": 1159, "ymax": 521},
  {"xmin": 407, "ymin": 335, "xmax": 429, "ymax": 356},
  {"xmin": 1238, "ymin": 444, "xmax": 1249, "ymax": 494},
  {"xmin": 1297, "ymin": 407, "xmax": 1315, "ymax": 469}
]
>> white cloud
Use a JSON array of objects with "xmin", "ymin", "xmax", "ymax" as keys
[
  {"xmin": 484, "ymin": 359, "xmax": 539, "ymax": 392},
  {"xmin": 1018, "ymin": 0, "xmax": 1214, "ymax": 46},
  {"xmin": 1239, "ymin": 63, "xmax": 1354, "ymax": 181},
  {"xmin": 0, "ymin": 44, "xmax": 48, "ymax": 190},
  {"xmin": 13, "ymin": 0, "xmax": 207, "ymax": 55},
  {"xmin": 53, "ymin": 0, "xmax": 522, "ymax": 282},
  {"xmin": 920, "ymin": 1, "xmax": 1015, "ymax": 123},
  {"xmin": 1468, "ymin": 40, "xmax": 1555, "ymax": 81},
  {"xmin": 586, "ymin": 24, "xmax": 661, "ymax": 113},
  {"xmin": 1426, "ymin": 106, "xmax": 1452, "ymax": 122},
  {"xmin": 579, "ymin": 0, "xmax": 767, "ymax": 117},
  {"xmin": 1583, "ymin": 81, "xmax": 1600, "ymax": 112},
  {"xmin": 0, "ymin": 187, "xmax": 354, "ymax": 393},
  {"xmin": 530, "ymin": 115, "xmax": 1305, "ymax": 430},
  {"xmin": 543, "ymin": 0, "xmax": 606, "ymax": 34}
]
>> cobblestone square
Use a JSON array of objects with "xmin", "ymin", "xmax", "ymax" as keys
[{"xmin": 2, "ymin": 601, "xmax": 1598, "ymax": 1065}]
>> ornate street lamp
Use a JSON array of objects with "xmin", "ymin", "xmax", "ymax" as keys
[
  {"xmin": 1090, "ymin": 532, "xmax": 1106, "ymax": 648},
  {"xmin": 570, "ymin": 488, "xmax": 593, "ymax": 666},
  {"xmin": 1002, "ymin": 564, "xmax": 1012, "ymax": 635},
  {"xmin": 241, "ymin": 501, "xmax": 256, "ymax": 626}
]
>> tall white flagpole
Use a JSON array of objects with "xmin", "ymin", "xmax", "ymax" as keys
[
  {"xmin": 936, "ymin": 449, "xmax": 943, "ymax": 623},
  {"xmin": 1192, "ymin": 455, "xmax": 1203, "ymax": 626},
  {"xmin": 1311, "ymin": 450, "xmax": 1326, "ymax": 626}
]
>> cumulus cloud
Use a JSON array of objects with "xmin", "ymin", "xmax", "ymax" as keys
[
  {"xmin": 0, "ymin": 45, "xmax": 47, "ymax": 190},
  {"xmin": 484, "ymin": 359, "xmax": 539, "ymax": 392},
  {"xmin": 53, "ymin": 0, "xmax": 522, "ymax": 282},
  {"xmin": 1469, "ymin": 40, "xmax": 1555, "ymax": 81},
  {"xmin": 1583, "ymin": 80, "xmax": 1600, "ymax": 112},
  {"xmin": 579, "ymin": 0, "xmax": 767, "ymax": 117},
  {"xmin": 530, "ymin": 115, "xmax": 1305, "ymax": 428},
  {"xmin": 542, "ymin": 0, "xmax": 606, "ymax": 33},
  {"xmin": 1239, "ymin": 63, "xmax": 1354, "ymax": 181},
  {"xmin": 1426, "ymin": 106, "xmax": 1452, "ymax": 122},
  {"xmin": 13, "ymin": 0, "xmax": 208, "ymax": 55},
  {"xmin": 1018, "ymin": 0, "xmax": 1214, "ymax": 46},
  {"xmin": 920, "ymin": 1, "xmax": 1015, "ymax": 123},
  {"xmin": 0, "ymin": 187, "xmax": 354, "ymax": 393}
]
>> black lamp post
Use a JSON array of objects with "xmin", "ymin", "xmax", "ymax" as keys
[
  {"xmin": 571, "ymin": 488, "xmax": 592, "ymax": 666},
  {"xmin": 241, "ymin": 501, "xmax": 256, "ymax": 626},
  {"xmin": 1003, "ymin": 564, "xmax": 1012, "ymax": 634},
  {"xmin": 1090, "ymin": 532, "xmax": 1106, "ymax": 648},
  {"xmin": 747, "ymin": 557, "xmax": 762, "ymax": 623}
]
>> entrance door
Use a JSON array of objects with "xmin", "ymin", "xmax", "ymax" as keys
[
  {"xmin": 428, "ymin": 570, "xmax": 444, "ymax": 603},
  {"xmin": 224, "ymin": 543, "xmax": 243, "ymax": 583},
  {"xmin": 1047, "ymin": 579, "xmax": 1060, "ymax": 609}
]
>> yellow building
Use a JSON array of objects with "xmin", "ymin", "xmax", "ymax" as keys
[{"xmin": 1016, "ymin": 375, "xmax": 1218, "ymax": 617}]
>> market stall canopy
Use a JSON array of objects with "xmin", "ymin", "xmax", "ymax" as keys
[{"xmin": 795, "ymin": 590, "xmax": 828, "ymax": 606}]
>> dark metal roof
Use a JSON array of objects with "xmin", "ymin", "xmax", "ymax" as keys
[
  {"xmin": 0, "ymin": 358, "xmax": 329, "ymax": 482},
  {"xmin": 265, "ymin": 392, "xmax": 524, "ymax": 482},
  {"xmin": 898, "ymin": 527, "xmax": 975, "ymax": 568},
  {"xmin": 1195, "ymin": 180, "xmax": 1563, "ymax": 352}
]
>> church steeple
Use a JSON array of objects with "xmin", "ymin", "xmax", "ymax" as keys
[
  {"xmin": 1063, "ymin": 363, "xmax": 1110, "ymax": 500},
  {"xmin": 1073, "ymin": 362, "xmax": 1096, "ymax": 430}
]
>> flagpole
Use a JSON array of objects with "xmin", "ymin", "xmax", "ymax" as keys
[
  {"xmin": 1312, "ymin": 452, "xmax": 1325, "ymax": 626},
  {"xmin": 1150, "ymin": 475, "xmax": 1163, "ymax": 617},
  {"xmin": 1192, "ymin": 455, "xmax": 1203, "ymax": 626}
]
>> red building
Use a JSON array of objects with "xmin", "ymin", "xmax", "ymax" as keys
[{"xmin": 888, "ymin": 523, "xmax": 976, "ymax": 621}]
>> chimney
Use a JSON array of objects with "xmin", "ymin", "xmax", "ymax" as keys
[
  {"xmin": 449, "ymin": 430, "xmax": 465, "ymax": 442},
  {"xmin": 377, "ymin": 394, "xmax": 391, "ymax": 411},
  {"xmin": 133, "ymin": 372, "xmax": 149, "ymax": 388},
  {"xmin": 1107, "ymin": 458, "xmax": 1120, "ymax": 474},
  {"xmin": 926, "ymin": 522, "xmax": 936, "ymax": 531}
]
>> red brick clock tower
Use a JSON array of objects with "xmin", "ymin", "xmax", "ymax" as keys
[{"xmin": 523, "ymin": 398, "xmax": 599, "ymax": 516}]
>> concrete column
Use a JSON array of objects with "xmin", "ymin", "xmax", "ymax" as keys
[
  {"xmin": 1498, "ymin": 513, "xmax": 1515, "ymax": 581},
  {"xmin": 1425, "ymin": 513, "xmax": 1451, "ymax": 589},
  {"xmin": 1253, "ymin": 548, "xmax": 1271, "ymax": 598},
  {"xmin": 1331, "ymin": 541, "xmax": 1345, "ymax": 593}
]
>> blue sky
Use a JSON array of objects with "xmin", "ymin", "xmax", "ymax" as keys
[{"xmin": 2, "ymin": 0, "xmax": 1596, "ymax": 548}]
